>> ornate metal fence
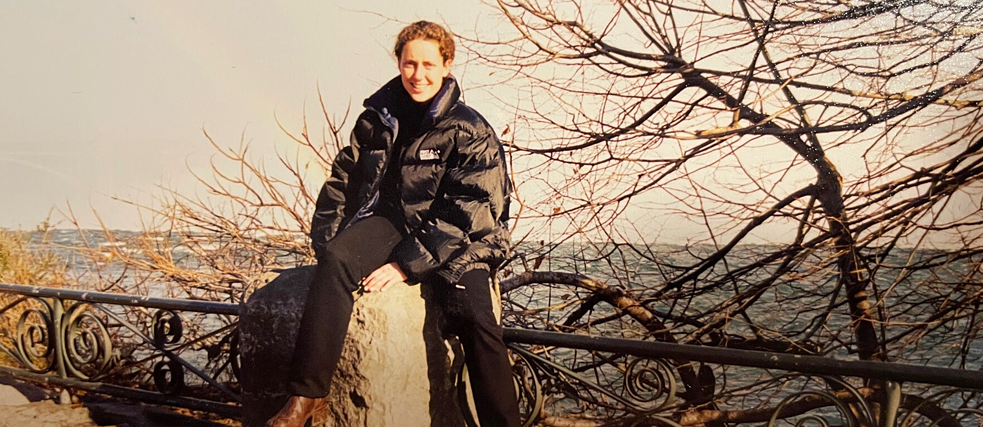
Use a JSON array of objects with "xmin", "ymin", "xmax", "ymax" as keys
[
  {"xmin": 501, "ymin": 329, "xmax": 983, "ymax": 427},
  {"xmin": 2, "ymin": 282, "xmax": 983, "ymax": 427},
  {"xmin": 0, "ymin": 283, "xmax": 241, "ymax": 417}
]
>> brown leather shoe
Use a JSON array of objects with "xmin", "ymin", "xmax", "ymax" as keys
[{"xmin": 266, "ymin": 395, "xmax": 321, "ymax": 427}]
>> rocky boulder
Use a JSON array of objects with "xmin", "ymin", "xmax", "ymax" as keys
[{"xmin": 239, "ymin": 266, "xmax": 468, "ymax": 427}]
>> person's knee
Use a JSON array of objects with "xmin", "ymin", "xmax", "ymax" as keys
[{"xmin": 317, "ymin": 242, "xmax": 354, "ymax": 268}]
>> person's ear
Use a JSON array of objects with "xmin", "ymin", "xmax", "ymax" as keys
[{"xmin": 442, "ymin": 59, "xmax": 453, "ymax": 77}]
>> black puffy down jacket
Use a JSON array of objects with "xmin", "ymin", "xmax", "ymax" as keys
[{"xmin": 310, "ymin": 75, "xmax": 511, "ymax": 285}]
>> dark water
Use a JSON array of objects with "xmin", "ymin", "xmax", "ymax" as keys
[
  {"xmin": 504, "ymin": 239, "xmax": 983, "ymax": 370},
  {"xmin": 17, "ymin": 229, "xmax": 983, "ymax": 371},
  {"xmin": 10, "ymin": 228, "xmax": 983, "ymax": 421}
]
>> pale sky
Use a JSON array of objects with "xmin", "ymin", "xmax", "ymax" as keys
[
  {"xmin": 3, "ymin": 1, "xmax": 976, "ymax": 248},
  {"xmin": 1, "ymin": 0, "xmax": 502, "ymax": 230}
]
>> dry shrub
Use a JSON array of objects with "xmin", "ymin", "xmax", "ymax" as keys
[
  {"xmin": 0, "ymin": 222, "xmax": 66, "ymax": 288},
  {"xmin": 0, "ymin": 222, "xmax": 67, "ymax": 366}
]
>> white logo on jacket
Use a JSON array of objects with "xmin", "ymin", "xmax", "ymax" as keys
[{"xmin": 419, "ymin": 149, "xmax": 441, "ymax": 161}]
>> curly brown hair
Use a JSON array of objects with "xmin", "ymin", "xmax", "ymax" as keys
[{"xmin": 394, "ymin": 21, "xmax": 455, "ymax": 63}]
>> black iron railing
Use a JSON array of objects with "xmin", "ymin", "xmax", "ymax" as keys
[
  {"xmin": 2, "ymin": 282, "xmax": 982, "ymax": 427},
  {"xmin": 0, "ymin": 283, "xmax": 241, "ymax": 417},
  {"xmin": 503, "ymin": 328, "xmax": 983, "ymax": 390},
  {"xmin": 501, "ymin": 329, "xmax": 983, "ymax": 427}
]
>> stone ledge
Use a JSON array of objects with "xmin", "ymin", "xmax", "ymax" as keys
[{"xmin": 239, "ymin": 266, "xmax": 468, "ymax": 427}]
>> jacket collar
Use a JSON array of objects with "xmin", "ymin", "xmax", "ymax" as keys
[{"xmin": 364, "ymin": 75, "xmax": 461, "ymax": 130}]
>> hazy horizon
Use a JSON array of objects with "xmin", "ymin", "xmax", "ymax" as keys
[{"xmin": 1, "ymin": 0, "xmax": 502, "ymax": 231}]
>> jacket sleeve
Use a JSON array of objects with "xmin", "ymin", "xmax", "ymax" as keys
[
  {"xmin": 309, "ymin": 145, "xmax": 356, "ymax": 259},
  {"xmin": 393, "ymin": 128, "xmax": 511, "ymax": 284}
]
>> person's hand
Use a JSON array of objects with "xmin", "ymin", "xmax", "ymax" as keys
[{"xmin": 362, "ymin": 262, "xmax": 408, "ymax": 293}]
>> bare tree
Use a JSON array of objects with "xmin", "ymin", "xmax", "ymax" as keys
[
  {"xmin": 56, "ymin": 1, "xmax": 983, "ymax": 424},
  {"xmin": 456, "ymin": 0, "xmax": 983, "ymax": 423},
  {"xmin": 65, "ymin": 93, "xmax": 349, "ymax": 303}
]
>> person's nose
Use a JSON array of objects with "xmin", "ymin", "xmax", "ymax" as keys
[{"xmin": 411, "ymin": 66, "xmax": 426, "ymax": 82}]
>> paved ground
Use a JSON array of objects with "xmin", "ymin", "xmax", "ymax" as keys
[
  {"xmin": 0, "ymin": 400, "xmax": 102, "ymax": 427},
  {"xmin": 0, "ymin": 380, "xmax": 102, "ymax": 427},
  {"xmin": 0, "ymin": 376, "xmax": 237, "ymax": 427}
]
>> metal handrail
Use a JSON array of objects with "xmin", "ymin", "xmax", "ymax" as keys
[
  {"xmin": 0, "ymin": 281, "xmax": 242, "ymax": 416},
  {"xmin": 4, "ymin": 282, "xmax": 981, "ymax": 390},
  {"xmin": 503, "ymin": 328, "xmax": 983, "ymax": 390},
  {"xmin": 3, "ymin": 281, "xmax": 983, "ymax": 425},
  {"xmin": 0, "ymin": 283, "xmax": 239, "ymax": 315}
]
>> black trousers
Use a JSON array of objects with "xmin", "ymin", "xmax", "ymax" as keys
[{"xmin": 286, "ymin": 215, "xmax": 520, "ymax": 427}]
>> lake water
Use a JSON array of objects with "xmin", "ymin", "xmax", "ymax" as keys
[
  {"xmin": 19, "ymin": 229, "xmax": 983, "ymax": 368},
  {"xmin": 10, "ymin": 228, "xmax": 983, "ymax": 419}
]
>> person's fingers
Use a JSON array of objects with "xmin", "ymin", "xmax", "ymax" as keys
[
  {"xmin": 367, "ymin": 277, "xmax": 395, "ymax": 292},
  {"xmin": 363, "ymin": 264, "xmax": 395, "ymax": 292},
  {"xmin": 362, "ymin": 270, "xmax": 381, "ymax": 292},
  {"xmin": 362, "ymin": 263, "xmax": 408, "ymax": 293},
  {"xmin": 368, "ymin": 278, "xmax": 388, "ymax": 292}
]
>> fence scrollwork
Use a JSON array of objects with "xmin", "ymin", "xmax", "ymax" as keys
[
  {"xmin": 0, "ymin": 283, "xmax": 241, "ymax": 415},
  {"xmin": 152, "ymin": 309, "xmax": 183, "ymax": 349},
  {"xmin": 14, "ymin": 298, "xmax": 55, "ymax": 373},
  {"xmin": 62, "ymin": 302, "xmax": 113, "ymax": 380},
  {"xmin": 624, "ymin": 356, "xmax": 677, "ymax": 410},
  {"xmin": 3, "ymin": 283, "xmax": 983, "ymax": 424}
]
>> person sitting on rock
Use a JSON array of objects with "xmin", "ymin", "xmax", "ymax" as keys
[{"xmin": 265, "ymin": 20, "xmax": 521, "ymax": 427}]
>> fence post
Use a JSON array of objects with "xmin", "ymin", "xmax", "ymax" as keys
[
  {"xmin": 51, "ymin": 297, "xmax": 67, "ymax": 379},
  {"xmin": 881, "ymin": 381, "xmax": 901, "ymax": 427}
]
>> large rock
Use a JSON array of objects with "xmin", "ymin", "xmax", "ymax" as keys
[{"xmin": 239, "ymin": 266, "xmax": 468, "ymax": 427}]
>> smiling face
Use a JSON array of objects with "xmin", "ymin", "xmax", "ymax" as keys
[{"xmin": 398, "ymin": 38, "xmax": 452, "ymax": 103}]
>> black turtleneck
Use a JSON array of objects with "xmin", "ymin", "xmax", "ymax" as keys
[
  {"xmin": 392, "ymin": 85, "xmax": 432, "ymax": 142},
  {"xmin": 376, "ymin": 84, "xmax": 435, "ymax": 224}
]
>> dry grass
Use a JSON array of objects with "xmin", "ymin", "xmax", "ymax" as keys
[
  {"xmin": 0, "ymin": 223, "xmax": 67, "ymax": 367},
  {"xmin": 0, "ymin": 224, "xmax": 66, "ymax": 287}
]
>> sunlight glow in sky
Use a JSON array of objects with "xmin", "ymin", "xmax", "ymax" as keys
[{"xmin": 0, "ymin": 0, "xmax": 496, "ymax": 230}]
